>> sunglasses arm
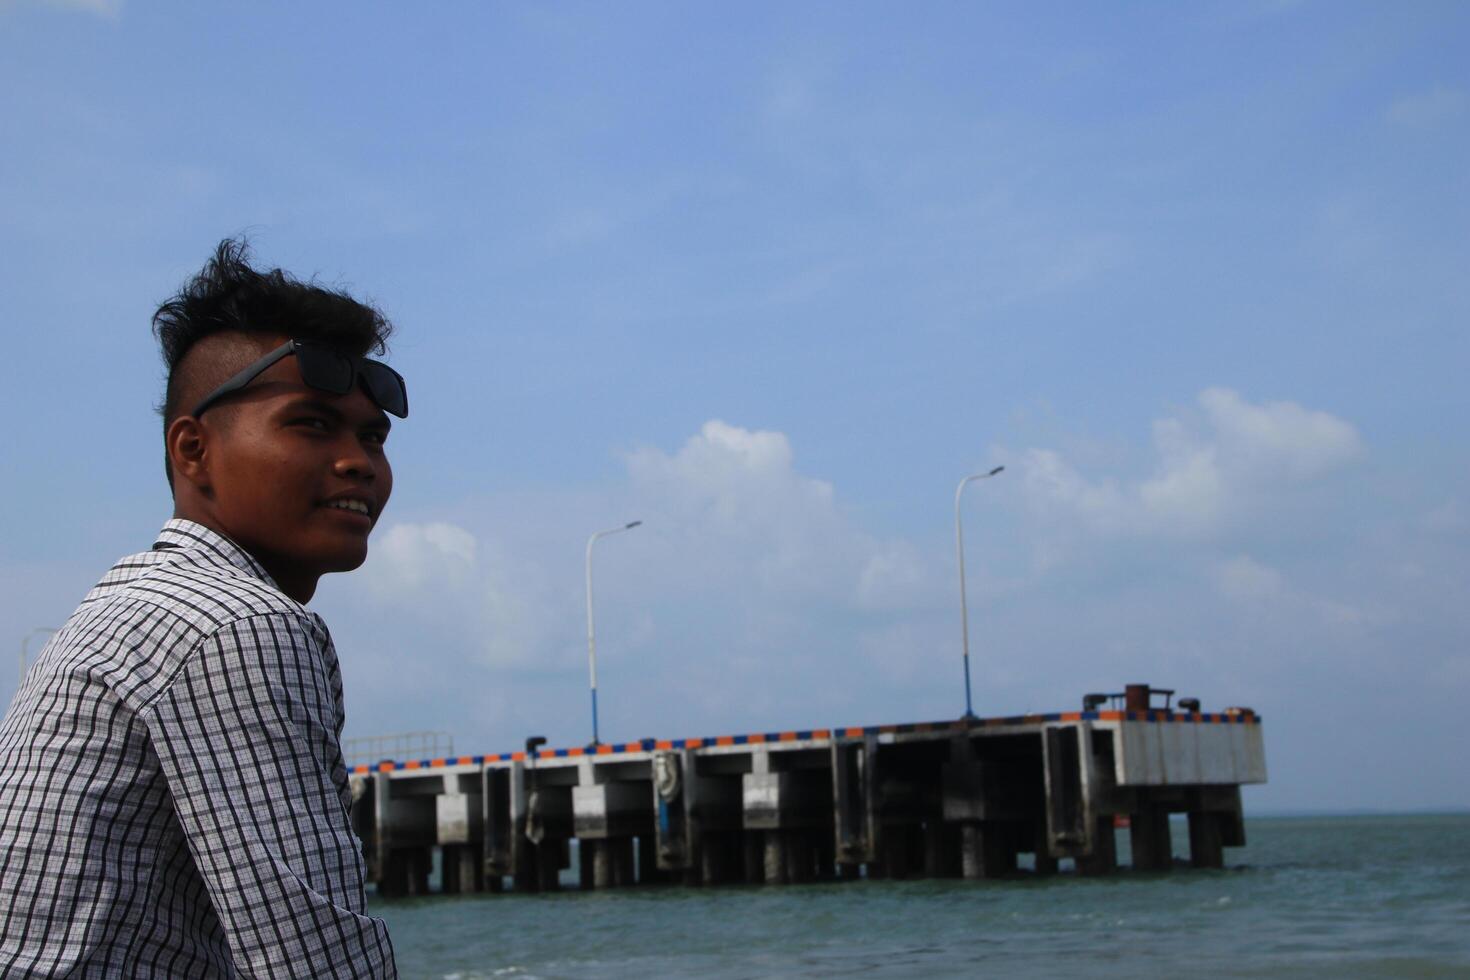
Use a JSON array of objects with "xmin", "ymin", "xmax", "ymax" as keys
[{"xmin": 188, "ymin": 343, "xmax": 297, "ymax": 419}]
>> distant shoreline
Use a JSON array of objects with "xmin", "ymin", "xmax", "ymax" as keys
[{"xmin": 1245, "ymin": 807, "xmax": 1470, "ymax": 819}]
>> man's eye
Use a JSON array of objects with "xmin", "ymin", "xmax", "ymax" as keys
[
  {"xmin": 363, "ymin": 430, "xmax": 389, "ymax": 447},
  {"xmin": 293, "ymin": 417, "xmax": 330, "ymax": 431}
]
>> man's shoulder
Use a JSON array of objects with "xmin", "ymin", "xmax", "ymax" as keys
[
  {"xmin": 55, "ymin": 531, "xmax": 328, "ymax": 701},
  {"xmin": 90, "ymin": 545, "xmax": 318, "ymax": 637}
]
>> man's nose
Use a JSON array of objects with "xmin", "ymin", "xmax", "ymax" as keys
[{"xmin": 333, "ymin": 437, "xmax": 377, "ymax": 481}]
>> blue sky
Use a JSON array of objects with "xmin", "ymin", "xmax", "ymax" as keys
[{"xmin": 2, "ymin": 1, "xmax": 1466, "ymax": 811}]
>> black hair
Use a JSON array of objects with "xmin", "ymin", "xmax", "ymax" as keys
[{"xmin": 153, "ymin": 237, "xmax": 394, "ymax": 487}]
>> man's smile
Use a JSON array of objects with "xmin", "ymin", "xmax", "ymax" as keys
[{"xmin": 322, "ymin": 493, "xmax": 376, "ymax": 523}]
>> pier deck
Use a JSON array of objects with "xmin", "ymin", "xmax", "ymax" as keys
[{"xmin": 349, "ymin": 685, "xmax": 1265, "ymax": 895}]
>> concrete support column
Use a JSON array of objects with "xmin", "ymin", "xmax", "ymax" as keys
[
  {"xmin": 864, "ymin": 850, "xmax": 887, "ymax": 880},
  {"xmin": 1130, "ymin": 806, "xmax": 1173, "ymax": 872},
  {"xmin": 831, "ymin": 739, "xmax": 869, "ymax": 871},
  {"xmin": 1031, "ymin": 823, "xmax": 1058, "ymax": 876},
  {"xmin": 727, "ymin": 833, "xmax": 750, "ymax": 883},
  {"xmin": 960, "ymin": 823, "xmax": 1016, "ymax": 879},
  {"xmin": 380, "ymin": 850, "xmax": 403, "ymax": 897},
  {"xmin": 960, "ymin": 823, "xmax": 984, "ymax": 879},
  {"xmin": 637, "ymin": 834, "xmax": 662, "ymax": 885},
  {"xmin": 1076, "ymin": 817, "xmax": 1117, "ymax": 876},
  {"xmin": 513, "ymin": 842, "xmax": 539, "ymax": 893},
  {"xmin": 763, "ymin": 830, "xmax": 789, "ymax": 884},
  {"xmin": 535, "ymin": 842, "xmax": 562, "ymax": 891},
  {"xmin": 814, "ymin": 831, "xmax": 837, "ymax": 881},
  {"xmin": 741, "ymin": 831, "xmax": 763, "ymax": 884},
  {"xmin": 882, "ymin": 826, "xmax": 913, "ymax": 880},
  {"xmin": 924, "ymin": 821, "xmax": 960, "ymax": 878},
  {"xmin": 613, "ymin": 837, "xmax": 635, "ymax": 887},
  {"xmin": 985, "ymin": 825, "xmax": 1017, "ymax": 876},
  {"xmin": 369, "ymin": 775, "xmax": 393, "ymax": 896},
  {"xmin": 441, "ymin": 844, "xmax": 482, "ymax": 894},
  {"xmin": 411, "ymin": 848, "xmax": 432, "ymax": 895},
  {"xmin": 465, "ymin": 844, "xmax": 486, "ymax": 893},
  {"xmin": 579, "ymin": 839, "xmax": 595, "ymax": 890},
  {"xmin": 437, "ymin": 846, "xmax": 459, "ymax": 895},
  {"xmin": 923, "ymin": 821, "xmax": 942, "ymax": 878},
  {"xmin": 593, "ymin": 839, "xmax": 615, "ymax": 889},
  {"xmin": 1188, "ymin": 811, "xmax": 1224, "ymax": 869},
  {"xmin": 699, "ymin": 833, "xmax": 723, "ymax": 885},
  {"xmin": 786, "ymin": 832, "xmax": 814, "ymax": 884},
  {"xmin": 384, "ymin": 847, "xmax": 431, "ymax": 896}
]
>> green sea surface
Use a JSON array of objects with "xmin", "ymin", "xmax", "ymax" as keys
[{"xmin": 371, "ymin": 813, "xmax": 1470, "ymax": 978}]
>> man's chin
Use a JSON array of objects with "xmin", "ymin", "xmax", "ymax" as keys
[
  {"xmin": 324, "ymin": 547, "xmax": 370, "ymax": 574},
  {"xmin": 306, "ymin": 538, "xmax": 371, "ymax": 575}
]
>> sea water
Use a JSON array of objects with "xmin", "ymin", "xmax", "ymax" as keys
[{"xmin": 372, "ymin": 813, "xmax": 1470, "ymax": 978}]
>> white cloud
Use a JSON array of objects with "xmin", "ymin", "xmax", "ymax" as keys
[
  {"xmin": 1195, "ymin": 387, "xmax": 1362, "ymax": 481},
  {"xmin": 856, "ymin": 540, "xmax": 932, "ymax": 612},
  {"xmin": 355, "ymin": 520, "xmax": 562, "ymax": 670},
  {"xmin": 1213, "ymin": 554, "xmax": 1384, "ymax": 635},
  {"xmin": 629, "ymin": 420, "xmax": 812, "ymax": 502},
  {"xmin": 341, "ymin": 400, "xmax": 1372, "ymax": 731},
  {"xmin": 363, "ymin": 522, "xmax": 477, "ymax": 595},
  {"xmin": 347, "ymin": 421, "xmax": 944, "ymax": 690},
  {"xmin": 625, "ymin": 420, "xmax": 860, "ymax": 598},
  {"xmin": 1017, "ymin": 448, "xmax": 1130, "ymax": 532},
  {"xmin": 1139, "ymin": 426, "xmax": 1226, "ymax": 532},
  {"xmin": 1014, "ymin": 387, "xmax": 1363, "ymax": 537}
]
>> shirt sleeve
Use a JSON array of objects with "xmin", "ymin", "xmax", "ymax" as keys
[{"xmin": 143, "ymin": 612, "xmax": 396, "ymax": 978}]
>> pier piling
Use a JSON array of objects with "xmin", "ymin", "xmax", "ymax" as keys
[{"xmin": 1130, "ymin": 802, "xmax": 1174, "ymax": 871}]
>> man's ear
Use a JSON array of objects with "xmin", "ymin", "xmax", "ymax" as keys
[{"xmin": 166, "ymin": 416, "xmax": 212, "ymax": 493}]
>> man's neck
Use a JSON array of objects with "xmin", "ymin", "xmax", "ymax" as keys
[{"xmin": 171, "ymin": 504, "xmax": 319, "ymax": 604}]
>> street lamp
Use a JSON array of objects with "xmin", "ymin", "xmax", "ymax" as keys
[
  {"xmin": 955, "ymin": 466, "xmax": 1004, "ymax": 720},
  {"xmin": 19, "ymin": 627, "xmax": 58, "ymax": 685},
  {"xmin": 585, "ymin": 520, "xmax": 642, "ymax": 746}
]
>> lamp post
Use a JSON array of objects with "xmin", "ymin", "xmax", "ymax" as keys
[
  {"xmin": 586, "ymin": 520, "xmax": 642, "ymax": 746},
  {"xmin": 19, "ymin": 627, "xmax": 58, "ymax": 685},
  {"xmin": 955, "ymin": 466, "xmax": 1004, "ymax": 720}
]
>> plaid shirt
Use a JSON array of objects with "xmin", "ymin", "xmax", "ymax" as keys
[{"xmin": 0, "ymin": 520, "xmax": 395, "ymax": 978}]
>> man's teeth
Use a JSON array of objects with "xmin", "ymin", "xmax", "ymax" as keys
[{"xmin": 328, "ymin": 500, "xmax": 370, "ymax": 515}]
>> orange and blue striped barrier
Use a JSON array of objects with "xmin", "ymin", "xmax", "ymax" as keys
[{"xmin": 353, "ymin": 708, "xmax": 1261, "ymax": 775}]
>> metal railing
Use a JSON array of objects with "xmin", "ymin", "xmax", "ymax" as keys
[{"xmin": 343, "ymin": 731, "xmax": 455, "ymax": 769}]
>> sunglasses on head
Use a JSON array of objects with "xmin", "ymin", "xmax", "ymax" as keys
[{"xmin": 190, "ymin": 340, "xmax": 409, "ymax": 419}]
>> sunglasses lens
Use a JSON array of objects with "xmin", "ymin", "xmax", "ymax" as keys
[
  {"xmin": 360, "ymin": 360, "xmax": 409, "ymax": 418},
  {"xmin": 295, "ymin": 346, "xmax": 355, "ymax": 394}
]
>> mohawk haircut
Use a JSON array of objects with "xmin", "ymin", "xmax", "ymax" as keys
[{"xmin": 153, "ymin": 237, "xmax": 394, "ymax": 487}]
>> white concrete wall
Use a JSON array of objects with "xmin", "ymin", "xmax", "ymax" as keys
[{"xmin": 1113, "ymin": 721, "xmax": 1267, "ymax": 786}]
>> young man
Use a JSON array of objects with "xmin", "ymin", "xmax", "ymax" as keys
[{"xmin": 0, "ymin": 241, "xmax": 402, "ymax": 977}]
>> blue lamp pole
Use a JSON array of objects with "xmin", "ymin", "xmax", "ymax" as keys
[
  {"xmin": 955, "ymin": 466, "xmax": 1004, "ymax": 720},
  {"xmin": 586, "ymin": 520, "xmax": 642, "ymax": 746}
]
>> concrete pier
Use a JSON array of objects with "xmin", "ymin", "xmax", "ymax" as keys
[
  {"xmin": 1129, "ymin": 803, "xmax": 1173, "ymax": 871},
  {"xmin": 352, "ymin": 684, "xmax": 1266, "ymax": 895}
]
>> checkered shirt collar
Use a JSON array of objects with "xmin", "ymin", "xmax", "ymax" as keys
[{"xmin": 152, "ymin": 518, "xmax": 280, "ymax": 591}]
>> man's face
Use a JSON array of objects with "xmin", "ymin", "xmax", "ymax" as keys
[{"xmin": 193, "ymin": 336, "xmax": 393, "ymax": 595}]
